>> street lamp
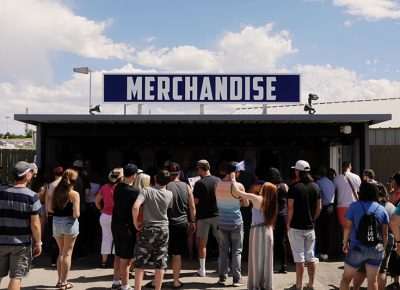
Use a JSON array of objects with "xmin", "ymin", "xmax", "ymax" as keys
[
  {"xmin": 5, "ymin": 116, "xmax": 9, "ymax": 133},
  {"xmin": 73, "ymin": 67, "xmax": 92, "ymax": 113}
]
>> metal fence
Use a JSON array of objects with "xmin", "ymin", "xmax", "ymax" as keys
[
  {"xmin": 0, "ymin": 149, "xmax": 35, "ymax": 184},
  {"xmin": 370, "ymin": 145, "xmax": 400, "ymax": 183}
]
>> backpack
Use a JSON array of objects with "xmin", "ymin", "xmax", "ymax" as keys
[{"xmin": 355, "ymin": 202, "xmax": 382, "ymax": 246}]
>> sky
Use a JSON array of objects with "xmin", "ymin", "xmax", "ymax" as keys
[{"xmin": 1, "ymin": 0, "xmax": 400, "ymax": 134}]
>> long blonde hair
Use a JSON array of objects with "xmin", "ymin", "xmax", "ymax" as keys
[
  {"xmin": 53, "ymin": 169, "xmax": 78, "ymax": 210},
  {"xmin": 259, "ymin": 182, "xmax": 278, "ymax": 226},
  {"xmin": 134, "ymin": 173, "xmax": 151, "ymax": 190}
]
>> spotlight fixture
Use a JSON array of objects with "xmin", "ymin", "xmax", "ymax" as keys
[
  {"xmin": 304, "ymin": 93, "xmax": 319, "ymax": 114},
  {"xmin": 89, "ymin": 105, "xmax": 101, "ymax": 115}
]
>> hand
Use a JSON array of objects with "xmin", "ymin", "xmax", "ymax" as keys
[
  {"xmin": 33, "ymin": 245, "xmax": 42, "ymax": 257},
  {"xmin": 134, "ymin": 221, "xmax": 143, "ymax": 231},
  {"xmin": 189, "ymin": 222, "xmax": 196, "ymax": 234},
  {"xmin": 342, "ymin": 242, "xmax": 349, "ymax": 254}
]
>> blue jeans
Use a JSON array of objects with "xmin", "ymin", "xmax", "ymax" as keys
[{"xmin": 218, "ymin": 224, "xmax": 243, "ymax": 281}]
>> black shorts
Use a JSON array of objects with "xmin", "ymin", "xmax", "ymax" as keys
[
  {"xmin": 169, "ymin": 223, "xmax": 188, "ymax": 255},
  {"xmin": 111, "ymin": 222, "xmax": 136, "ymax": 259}
]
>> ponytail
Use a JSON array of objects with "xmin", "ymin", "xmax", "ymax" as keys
[{"xmin": 53, "ymin": 169, "xmax": 78, "ymax": 210}]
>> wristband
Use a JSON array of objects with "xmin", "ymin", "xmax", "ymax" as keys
[
  {"xmin": 35, "ymin": 242, "xmax": 43, "ymax": 246},
  {"xmin": 342, "ymin": 240, "xmax": 348, "ymax": 244}
]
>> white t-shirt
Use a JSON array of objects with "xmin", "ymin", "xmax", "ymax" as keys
[{"xmin": 333, "ymin": 171, "xmax": 361, "ymax": 208}]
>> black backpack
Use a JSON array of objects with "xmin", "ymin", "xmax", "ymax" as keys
[{"xmin": 355, "ymin": 202, "xmax": 382, "ymax": 246}]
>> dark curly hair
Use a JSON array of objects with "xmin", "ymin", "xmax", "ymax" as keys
[{"xmin": 265, "ymin": 167, "xmax": 283, "ymax": 185}]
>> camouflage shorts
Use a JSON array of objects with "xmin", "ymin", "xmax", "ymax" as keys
[{"xmin": 134, "ymin": 226, "xmax": 169, "ymax": 269}]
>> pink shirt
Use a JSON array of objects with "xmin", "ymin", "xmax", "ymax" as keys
[{"xmin": 99, "ymin": 183, "xmax": 115, "ymax": 215}]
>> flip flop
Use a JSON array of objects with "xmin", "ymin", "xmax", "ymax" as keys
[
  {"xmin": 60, "ymin": 282, "xmax": 73, "ymax": 289},
  {"xmin": 171, "ymin": 281, "xmax": 184, "ymax": 289}
]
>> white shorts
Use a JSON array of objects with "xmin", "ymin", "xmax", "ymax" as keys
[{"xmin": 288, "ymin": 228, "xmax": 318, "ymax": 263}]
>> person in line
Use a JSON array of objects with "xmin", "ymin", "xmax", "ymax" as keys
[
  {"xmin": 111, "ymin": 164, "xmax": 139, "ymax": 290},
  {"xmin": 94, "ymin": 168, "xmax": 124, "ymax": 268},
  {"xmin": 166, "ymin": 162, "xmax": 196, "ymax": 289},
  {"xmin": 215, "ymin": 162, "xmax": 249, "ymax": 287},
  {"xmin": 363, "ymin": 169, "xmax": 377, "ymax": 183},
  {"xmin": 334, "ymin": 161, "xmax": 362, "ymax": 233},
  {"xmin": 266, "ymin": 167, "xmax": 289, "ymax": 273},
  {"xmin": 0, "ymin": 161, "xmax": 42, "ymax": 290},
  {"xmin": 389, "ymin": 172, "xmax": 400, "ymax": 206},
  {"xmin": 193, "ymin": 159, "xmax": 221, "ymax": 277},
  {"xmin": 388, "ymin": 176, "xmax": 400, "ymax": 290},
  {"xmin": 132, "ymin": 169, "xmax": 173, "ymax": 290},
  {"xmin": 287, "ymin": 160, "xmax": 322, "ymax": 290},
  {"xmin": 339, "ymin": 181, "xmax": 389, "ymax": 290},
  {"xmin": 314, "ymin": 165, "xmax": 336, "ymax": 262},
  {"xmin": 353, "ymin": 183, "xmax": 396, "ymax": 290},
  {"xmin": 49, "ymin": 169, "xmax": 80, "ymax": 290},
  {"xmin": 231, "ymin": 172, "xmax": 278, "ymax": 290},
  {"xmin": 46, "ymin": 166, "xmax": 64, "ymax": 267}
]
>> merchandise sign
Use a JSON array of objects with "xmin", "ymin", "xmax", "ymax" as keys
[{"xmin": 103, "ymin": 74, "xmax": 300, "ymax": 103}]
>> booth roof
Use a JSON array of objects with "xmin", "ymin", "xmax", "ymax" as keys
[{"xmin": 14, "ymin": 113, "xmax": 390, "ymax": 126}]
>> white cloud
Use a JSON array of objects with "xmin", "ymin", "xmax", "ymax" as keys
[
  {"xmin": 134, "ymin": 24, "xmax": 297, "ymax": 73},
  {"xmin": 344, "ymin": 20, "xmax": 352, "ymax": 26},
  {"xmin": 333, "ymin": 0, "xmax": 400, "ymax": 20},
  {"xmin": 365, "ymin": 59, "xmax": 378, "ymax": 65},
  {"xmin": 0, "ymin": 0, "xmax": 134, "ymax": 83},
  {"xmin": 297, "ymin": 64, "xmax": 400, "ymax": 101}
]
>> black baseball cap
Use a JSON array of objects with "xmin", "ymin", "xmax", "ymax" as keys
[
  {"xmin": 123, "ymin": 163, "xmax": 138, "ymax": 177},
  {"xmin": 167, "ymin": 162, "xmax": 181, "ymax": 175}
]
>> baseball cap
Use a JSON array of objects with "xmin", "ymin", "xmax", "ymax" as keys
[
  {"xmin": 167, "ymin": 162, "xmax": 181, "ymax": 174},
  {"xmin": 31, "ymin": 163, "xmax": 38, "ymax": 174},
  {"xmin": 196, "ymin": 159, "xmax": 210, "ymax": 170},
  {"xmin": 123, "ymin": 163, "xmax": 138, "ymax": 177},
  {"xmin": 108, "ymin": 168, "xmax": 124, "ymax": 183},
  {"xmin": 12, "ymin": 161, "xmax": 36, "ymax": 177},
  {"xmin": 291, "ymin": 160, "xmax": 311, "ymax": 172},
  {"xmin": 73, "ymin": 160, "xmax": 83, "ymax": 168}
]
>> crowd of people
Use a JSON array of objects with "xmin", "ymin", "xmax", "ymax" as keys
[{"xmin": 0, "ymin": 158, "xmax": 400, "ymax": 290}]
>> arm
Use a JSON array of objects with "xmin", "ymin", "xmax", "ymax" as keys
[
  {"xmin": 230, "ymin": 174, "xmax": 262, "ymax": 207},
  {"xmin": 30, "ymin": 214, "xmax": 42, "ymax": 257},
  {"xmin": 287, "ymin": 198, "xmax": 294, "ymax": 232},
  {"xmin": 237, "ymin": 183, "xmax": 250, "ymax": 207},
  {"xmin": 94, "ymin": 191, "xmax": 103, "ymax": 211},
  {"xmin": 314, "ymin": 198, "xmax": 322, "ymax": 220},
  {"xmin": 390, "ymin": 214, "xmax": 400, "ymax": 255},
  {"xmin": 71, "ymin": 191, "xmax": 80, "ymax": 219},
  {"xmin": 381, "ymin": 223, "xmax": 388, "ymax": 250},
  {"xmin": 342, "ymin": 219, "xmax": 353, "ymax": 253},
  {"xmin": 132, "ymin": 198, "xmax": 144, "ymax": 230},
  {"xmin": 187, "ymin": 185, "xmax": 197, "ymax": 233},
  {"xmin": 45, "ymin": 187, "xmax": 50, "ymax": 216}
]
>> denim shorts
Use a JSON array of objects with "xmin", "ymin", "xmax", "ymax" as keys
[
  {"xmin": 345, "ymin": 244, "xmax": 384, "ymax": 269},
  {"xmin": 53, "ymin": 216, "xmax": 79, "ymax": 238}
]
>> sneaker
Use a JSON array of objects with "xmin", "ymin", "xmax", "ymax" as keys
[
  {"xmin": 319, "ymin": 253, "xmax": 328, "ymax": 262},
  {"xmin": 285, "ymin": 284, "xmax": 301, "ymax": 290},
  {"xmin": 217, "ymin": 278, "xmax": 227, "ymax": 286},
  {"xmin": 196, "ymin": 269, "xmax": 206, "ymax": 277},
  {"xmin": 232, "ymin": 278, "xmax": 246, "ymax": 287},
  {"xmin": 111, "ymin": 284, "xmax": 121, "ymax": 290},
  {"xmin": 278, "ymin": 266, "xmax": 287, "ymax": 274}
]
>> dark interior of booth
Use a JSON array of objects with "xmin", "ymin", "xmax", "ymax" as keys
[{"xmin": 41, "ymin": 122, "xmax": 364, "ymax": 183}]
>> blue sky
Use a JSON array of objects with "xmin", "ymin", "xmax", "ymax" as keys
[{"xmin": 1, "ymin": 0, "xmax": 400, "ymax": 133}]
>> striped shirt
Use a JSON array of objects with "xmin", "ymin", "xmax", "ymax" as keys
[
  {"xmin": 0, "ymin": 185, "xmax": 41, "ymax": 245},
  {"xmin": 215, "ymin": 180, "xmax": 242, "ymax": 231}
]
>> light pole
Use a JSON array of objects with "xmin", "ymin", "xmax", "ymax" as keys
[
  {"xmin": 5, "ymin": 116, "xmax": 9, "ymax": 133},
  {"xmin": 73, "ymin": 67, "xmax": 92, "ymax": 113}
]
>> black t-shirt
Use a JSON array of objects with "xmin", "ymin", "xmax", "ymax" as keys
[
  {"xmin": 193, "ymin": 175, "xmax": 220, "ymax": 220},
  {"xmin": 112, "ymin": 183, "xmax": 140, "ymax": 226},
  {"xmin": 287, "ymin": 181, "xmax": 321, "ymax": 230}
]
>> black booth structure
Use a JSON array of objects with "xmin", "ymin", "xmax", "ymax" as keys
[{"xmin": 15, "ymin": 114, "xmax": 391, "ymax": 179}]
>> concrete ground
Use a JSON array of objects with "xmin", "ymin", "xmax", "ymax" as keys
[{"xmin": 0, "ymin": 253, "xmax": 376, "ymax": 290}]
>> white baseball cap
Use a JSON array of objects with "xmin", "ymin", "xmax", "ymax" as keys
[{"xmin": 291, "ymin": 160, "xmax": 311, "ymax": 172}]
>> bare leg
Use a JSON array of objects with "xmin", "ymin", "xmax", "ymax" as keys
[
  {"xmin": 113, "ymin": 256, "xmax": 121, "ymax": 281},
  {"xmin": 340, "ymin": 264, "xmax": 358, "ymax": 290},
  {"xmin": 172, "ymin": 255, "xmax": 182, "ymax": 286},
  {"xmin": 154, "ymin": 269, "xmax": 165, "ymax": 290},
  {"xmin": 377, "ymin": 273, "xmax": 387, "ymax": 290},
  {"xmin": 365, "ymin": 264, "xmax": 379, "ymax": 290},
  {"xmin": 134, "ymin": 268, "xmax": 144, "ymax": 290},
  {"xmin": 120, "ymin": 258, "xmax": 131, "ymax": 288},
  {"xmin": 352, "ymin": 271, "xmax": 366, "ymax": 290},
  {"xmin": 101, "ymin": 254, "xmax": 108, "ymax": 264},
  {"xmin": 59, "ymin": 235, "xmax": 77, "ymax": 284},
  {"xmin": 197, "ymin": 237, "xmax": 207, "ymax": 259},
  {"xmin": 8, "ymin": 278, "xmax": 21, "ymax": 290},
  {"xmin": 295, "ymin": 262, "xmax": 304, "ymax": 289},
  {"xmin": 54, "ymin": 236, "xmax": 64, "ymax": 284},
  {"xmin": 306, "ymin": 261, "xmax": 316, "ymax": 288}
]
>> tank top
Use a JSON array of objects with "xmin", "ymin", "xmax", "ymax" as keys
[
  {"xmin": 251, "ymin": 207, "xmax": 265, "ymax": 225},
  {"xmin": 277, "ymin": 183, "xmax": 287, "ymax": 216},
  {"xmin": 53, "ymin": 200, "xmax": 74, "ymax": 217},
  {"xmin": 215, "ymin": 180, "xmax": 242, "ymax": 230}
]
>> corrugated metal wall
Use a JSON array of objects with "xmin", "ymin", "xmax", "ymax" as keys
[
  {"xmin": 0, "ymin": 149, "xmax": 35, "ymax": 184},
  {"xmin": 370, "ymin": 128, "xmax": 400, "ymax": 145},
  {"xmin": 370, "ymin": 145, "xmax": 400, "ymax": 183}
]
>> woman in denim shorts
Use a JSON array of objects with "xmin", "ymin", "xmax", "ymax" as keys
[
  {"xmin": 49, "ymin": 169, "xmax": 80, "ymax": 290},
  {"xmin": 340, "ymin": 181, "xmax": 389, "ymax": 290}
]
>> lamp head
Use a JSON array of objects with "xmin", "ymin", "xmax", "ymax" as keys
[
  {"xmin": 308, "ymin": 93, "xmax": 319, "ymax": 101},
  {"xmin": 73, "ymin": 67, "xmax": 91, "ymax": 74},
  {"xmin": 89, "ymin": 105, "xmax": 101, "ymax": 115},
  {"xmin": 304, "ymin": 104, "xmax": 316, "ymax": 115}
]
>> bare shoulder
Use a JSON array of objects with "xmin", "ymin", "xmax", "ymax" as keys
[{"xmin": 69, "ymin": 190, "xmax": 80, "ymax": 200}]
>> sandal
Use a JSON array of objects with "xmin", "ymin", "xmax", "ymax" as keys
[
  {"xmin": 56, "ymin": 282, "xmax": 61, "ymax": 288},
  {"xmin": 60, "ymin": 282, "xmax": 73, "ymax": 289}
]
